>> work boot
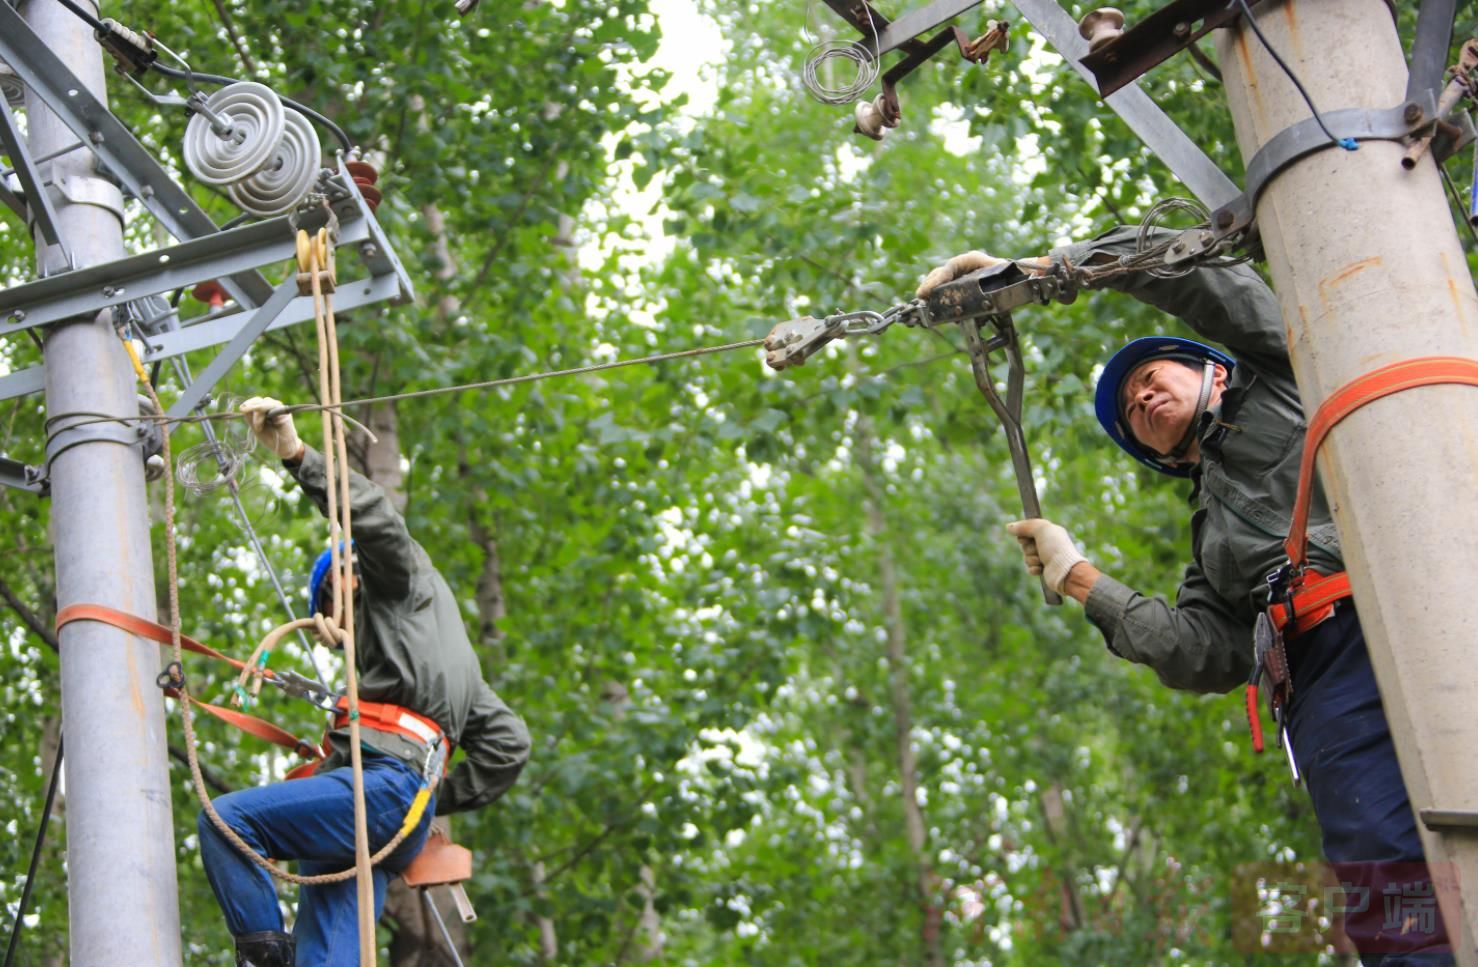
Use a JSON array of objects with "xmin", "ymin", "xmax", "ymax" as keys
[{"xmin": 234, "ymin": 930, "xmax": 295, "ymax": 967}]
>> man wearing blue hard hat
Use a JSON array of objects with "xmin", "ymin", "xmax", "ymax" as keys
[
  {"xmin": 195, "ymin": 397, "xmax": 531, "ymax": 967},
  {"xmin": 920, "ymin": 227, "xmax": 1449, "ymax": 964}
]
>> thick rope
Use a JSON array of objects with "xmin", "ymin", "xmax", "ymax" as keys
[
  {"xmin": 305, "ymin": 230, "xmax": 378, "ymax": 962},
  {"xmin": 121, "ymin": 298, "xmax": 435, "ymax": 894}
]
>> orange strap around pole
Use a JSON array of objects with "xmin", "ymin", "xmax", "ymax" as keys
[
  {"xmin": 58, "ymin": 603, "xmax": 258, "ymax": 674},
  {"xmin": 1285, "ymin": 357, "xmax": 1478, "ymax": 569},
  {"xmin": 56, "ymin": 603, "xmax": 320, "ymax": 760}
]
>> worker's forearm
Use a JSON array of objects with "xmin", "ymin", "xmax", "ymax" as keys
[{"xmin": 1061, "ymin": 560, "xmax": 1101, "ymax": 604}]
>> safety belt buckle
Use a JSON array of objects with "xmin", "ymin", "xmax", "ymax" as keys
[{"xmin": 421, "ymin": 735, "xmax": 447, "ymax": 782}]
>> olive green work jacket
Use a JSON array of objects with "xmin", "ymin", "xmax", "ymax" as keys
[
  {"xmin": 1053, "ymin": 227, "xmax": 1344, "ymax": 694},
  {"xmin": 289, "ymin": 447, "xmax": 530, "ymax": 814}
]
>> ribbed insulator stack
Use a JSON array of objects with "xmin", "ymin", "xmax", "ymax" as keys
[{"xmin": 346, "ymin": 160, "xmax": 381, "ymax": 213}]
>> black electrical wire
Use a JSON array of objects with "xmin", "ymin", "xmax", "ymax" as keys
[
  {"xmin": 3, "ymin": 736, "xmax": 64, "ymax": 967},
  {"xmin": 151, "ymin": 63, "xmax": 353, "ymax": 152},
  {"xmin": 53, "ymin": 0, "xmax": 106, "ymax": 32},
  {"xmin": 48, "ymin": 0, "xmax": 354, "ymax": 152},
  {"xmin": 1439, "ymin": 161, "xmax": 1478, "ymax": 250},
  {"xmin": 1231, "ymin": 0, "xmax": 1357, "ymax": 152}
]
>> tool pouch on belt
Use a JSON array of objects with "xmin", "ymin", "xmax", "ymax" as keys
[{"xmin": 1245, "ymin": 610, "xmax": 1292, "ymax": 753}]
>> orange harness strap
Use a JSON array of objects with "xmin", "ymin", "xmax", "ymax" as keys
[
  {"xmin": 56, "ymin": 603, "xmax": 320, "ymax": 760},
  {"xmin": 1285, "ymin": 356, "xmax": 1478, "ymax": 570},
  {"xmin": 1268, "ymin": 570, "xmax": 1352, "ymax": 637},
  {"xmin": 57, "ymin": 603, "xmax": 261, "ymax": 673}
]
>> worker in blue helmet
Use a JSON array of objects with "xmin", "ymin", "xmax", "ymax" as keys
[
  {"xmin": 307, "ymin": 543, "xmax": 355, "ymax": 624},
  {"xmin": 920, "ymin": 228, "xmax": 1449, "ymax": 964},
  {"xmin": 195, "ymin": 397, "xmax": 531, "ymax": 967}
]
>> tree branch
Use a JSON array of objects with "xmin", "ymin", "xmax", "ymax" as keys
[
  {"xmin": 0, "ymin": 573, "xmax": 57, "ymax": 651},
  {"xmin": 207, "ymin": 0, "xmax": 256, "ymax": 75}
]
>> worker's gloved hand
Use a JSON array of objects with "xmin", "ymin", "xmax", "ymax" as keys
[
  {"xmin": 1006, "ymin": 518, "xmax": 1088, "ymax": 594},
  {"xmin": 240, "ymin": 396, "xmax": 304, "ymax": 462},
  {"xmin": 915, "ymin": 251, "xmax": 1009, "ymax": 299}
]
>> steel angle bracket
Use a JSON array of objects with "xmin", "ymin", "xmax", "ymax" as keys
[
  {"xmin": 1078, "ymin": 0, "xmax": 1267, "ymax": 98},
  {"xmin": 0, "ymin": 454, "xmax": 45, "ymax": 495},
  {"xmin": 0, "ymin": 2, "xmax": 271, "ymax": 308},
  {"xmin": 0, "ymin": 95, "xmax": 72, "ymax": 270},
  {"xmin": 819, "ymin": 0, "xmax": 985, "ymax": 60},
  {"xmin": 1008, "ymin": 0, "xmax": 1239, "ymax": 210},
  {"xmin": 0, "ymin": 159, "xmax": 415, "ymax": 409}
]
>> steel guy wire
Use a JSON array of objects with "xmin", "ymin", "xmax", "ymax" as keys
[{"xmin": 50, "ymin": 336, "xmax": 769, "ymax": 436}]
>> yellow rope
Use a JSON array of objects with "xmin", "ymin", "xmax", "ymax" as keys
[
  {"xmin": 129, "ymin": 343, "xmax": 437, "ymax": 889},
  {"xmin": 303, "ymin": 226, "xmax": 378, "ymax": 965},
  {"xmin": 115, "ymin": 230, "xmax": 437, "ymax": 925}
]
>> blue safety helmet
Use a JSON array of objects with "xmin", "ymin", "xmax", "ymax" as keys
[
  {"xmin": 307, "ymin": 542, "xmax": 355, "ymax": 614},
  {"xmin": 1095, "ymin": 336, "xmax": 1236, "ymax": 477}
]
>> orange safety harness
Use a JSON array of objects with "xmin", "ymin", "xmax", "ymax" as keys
[
  {"xmin": 1245, "ymin": 356, "xmax": 1478, "ymax": 756},
  {"xmin": 55, "ymin": 602, "xmax": 451, "ymax": 776}
]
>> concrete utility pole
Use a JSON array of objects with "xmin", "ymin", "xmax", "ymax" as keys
[
  {"xmin": 25, "ymin": 0, "xmax": 184, "ymax": 962},
  {"xmin": 1216, "ymin": 0, "xmax": 1478, "ymax": 960}
]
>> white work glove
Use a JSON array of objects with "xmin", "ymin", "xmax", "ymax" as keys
[
  {"xmin": 1005, "ymin": 518, "xmax": 1088, "ymax": 594},
  {"xmin": 915, "ymin": 251, "xmax": 1009, "ymax": 299},
  {"xmin": 240, "ymin": 396, "xmax": 304, "ymax": 462}
]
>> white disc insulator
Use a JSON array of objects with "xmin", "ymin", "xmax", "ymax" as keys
[
  {"xmin": 182, "ymin": 81, "xmax": 285, "ymax": 186},
  {"xmin": 226, "ymin": 108, "xmax": 321, "ymax": 217}
]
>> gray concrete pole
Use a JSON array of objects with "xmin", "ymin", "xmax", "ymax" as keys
[
  {"xmin": 24, "ymin": 0, "xmax": 183, "ymax": 962},
  {"xmin": 1215, "ymin": 1, "xmax": 1478, "ymax": 960}
]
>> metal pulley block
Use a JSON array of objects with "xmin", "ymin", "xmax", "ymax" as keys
[
  {"xmin": 763, "ymin": 305, "xmax": 924, "ymax": 370},
  {"xmin": 763, "ymin": 315, "xmax": 842, "ymax": 370}
]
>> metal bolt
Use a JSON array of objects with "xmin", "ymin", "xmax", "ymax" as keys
[
  {"xmin": 1169, "ymin": 240, "xmax": 1185, "ymax": 254},
  {"xmin": 8, "ymin": 310, "xmax": 24, "ymax": 324},
  {"xmin": 102, "ymin": 285, "xmax": 124, "ymax": 298},
  {"xmin": 1404, "ymin": 103, "xmax": 1423, "ymax": 124},
  {"xmin": 1215, "ymin": 209, "xmax": 1234, "ymax": 229},
  {"xmin": 89, "ymin": 130, "xmax": 104, "ymax": 145},
  {"xmin": 140, "ymin": 185, "xmax": 154, "ymax": 199},
  {"xmin": 1172, "ymin": 21, "xmax": 1190, "ymax": 37},
  {"xmin": 360, "ymin": 243, "xmax": 379, "ymax": 259}
]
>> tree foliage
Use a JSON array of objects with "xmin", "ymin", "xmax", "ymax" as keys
[{"xmin": 1, "ymin": 0, "xmax": 1474, "ymax": 964}]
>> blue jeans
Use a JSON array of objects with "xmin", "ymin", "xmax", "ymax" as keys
[
  {"xmin": 198, "ymin": 749, "xmax": 434, "ymax": 966},
  {"xmin": 1287, "ymin": 602, "xmax": 1452, "ymax": 966}
]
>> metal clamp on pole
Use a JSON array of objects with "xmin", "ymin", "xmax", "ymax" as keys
[
  {"xmin": 1184, "ymin": 90, "xmax": 1474, "ymax": 260},
  {"xmin": 43, "ymin": 412, "xmax": 148, "ymax": 471}
]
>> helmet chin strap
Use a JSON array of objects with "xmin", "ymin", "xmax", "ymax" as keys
[{"xmin": 1156, "ymin": 359, "xmax": 1217, "ymax": 466}]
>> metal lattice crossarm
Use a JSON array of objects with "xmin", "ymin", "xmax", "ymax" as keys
[{"xmin": 0, "ymin": 0, "xmax": 416, "ymax": 494}]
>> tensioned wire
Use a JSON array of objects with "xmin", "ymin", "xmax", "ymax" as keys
[{"xmin": 47, "ymin": 337, "xmax": 769, "ymax": 437}]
